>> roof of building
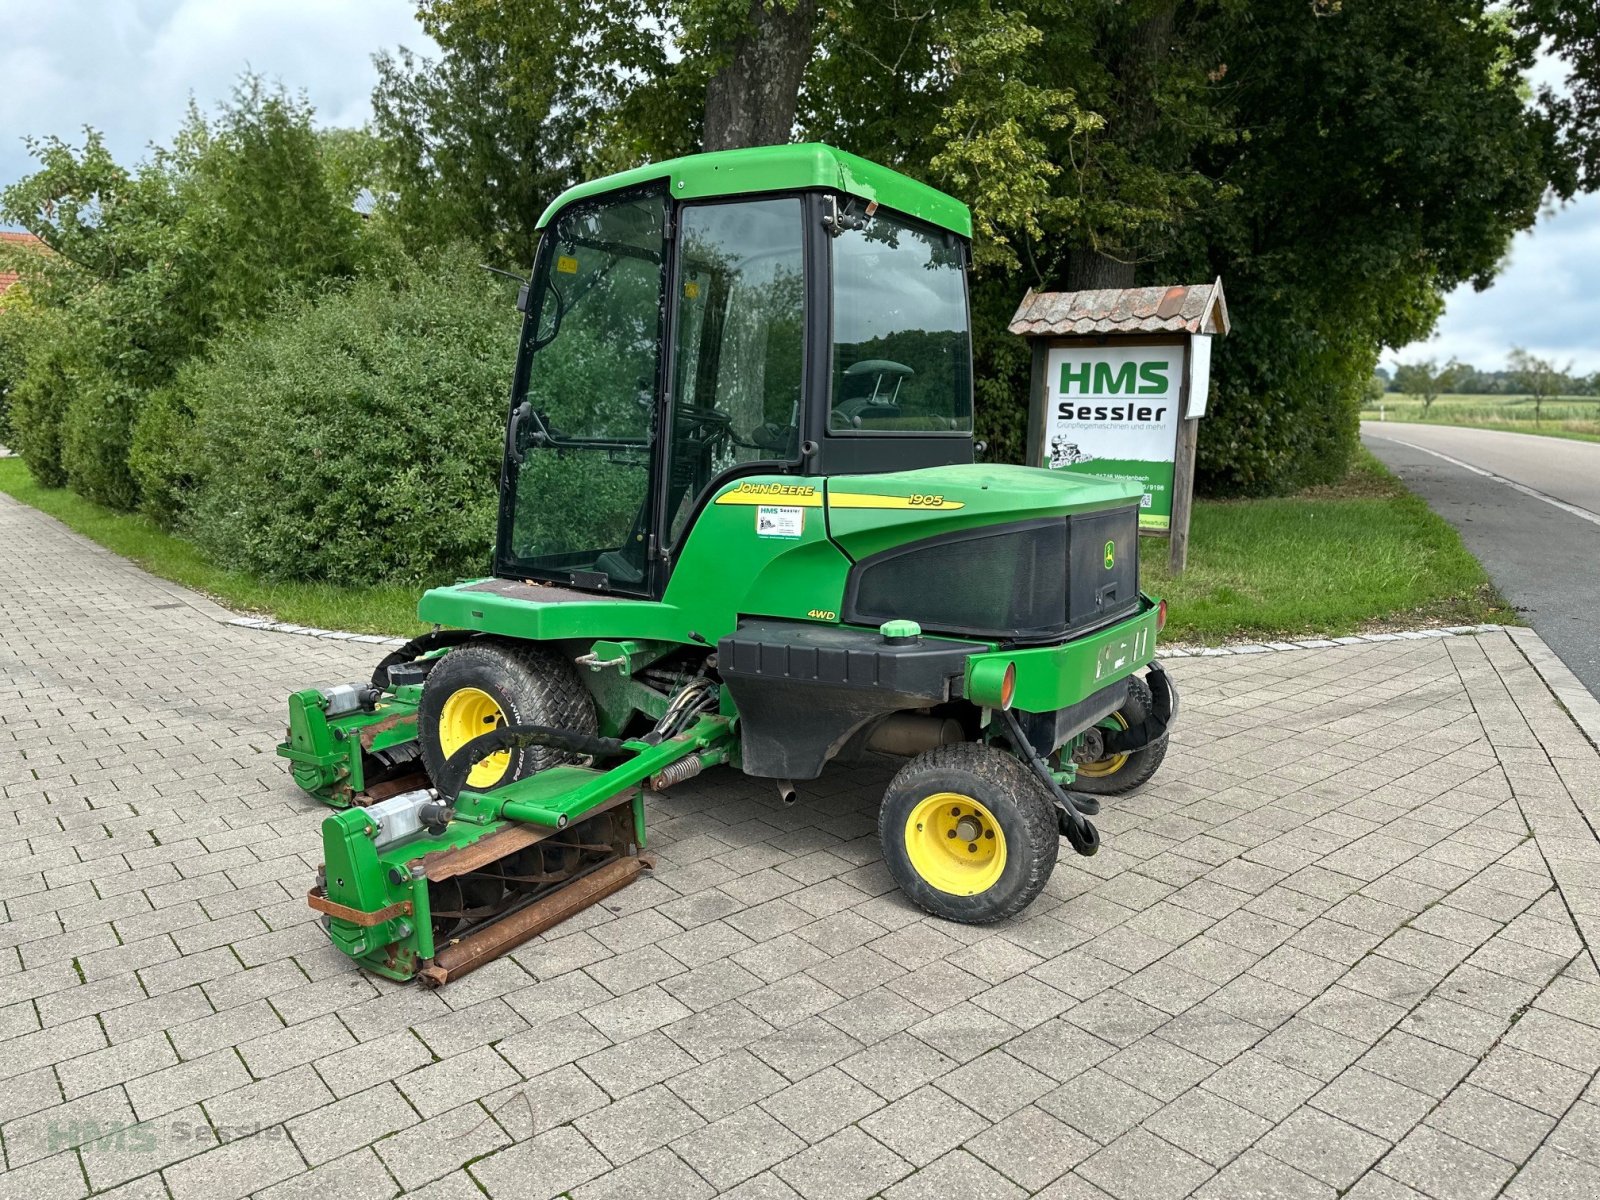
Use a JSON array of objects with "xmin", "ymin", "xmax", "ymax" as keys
[
  {"xmin": 536, "ymin": 143, "xmax": 972, "ymax": 239},
  {"xmin": 1008, "ymin": 278, "xmax": 1230, "ymax": 338},
  {"xmin": 0, "ymin": 232, "xmax": 45, "ymax": 301}
]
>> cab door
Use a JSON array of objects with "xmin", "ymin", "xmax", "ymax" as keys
[
  {"xmin": 657, "ymin": 197, "xmax": 808, "ymax": 567},
  {"xmin": 495, "ymin": 186, "xmax": 670, "ymax": 594}
]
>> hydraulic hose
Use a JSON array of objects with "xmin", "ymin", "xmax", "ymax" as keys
[
  {"xmin": 437, "ymin": 724, "xmax": 628, "ymax": 803},
  {"xmin": 999, "ymin": 708, "xmax": 1100, "ymax": 857}
]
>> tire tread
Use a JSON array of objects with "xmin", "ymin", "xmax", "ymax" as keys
[
  {"xmin": 879, "ymin": 742, "xmax": 1059, "ymax": 924},
  {"xmin": 416, "ymin": 640, "xmax": 598, "ymax": 790}
]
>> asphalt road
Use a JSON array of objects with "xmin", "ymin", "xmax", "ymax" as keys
[{"xmin": 1363, "ymin": 421, "xmax": 1600, "ymax": 700}]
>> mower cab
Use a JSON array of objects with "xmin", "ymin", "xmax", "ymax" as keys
[{"xmin": 280, "ymin": 143, "xmax": 1176, "ymax": 984}]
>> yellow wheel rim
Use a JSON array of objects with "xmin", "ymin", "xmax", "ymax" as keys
[
  {"xmin": 903, "ymin": 792, "xmax": 1007, "ymax": 896},
  {"xmin": 438, "ymin": 686, "xmax": 510, "ymax": 789},
  {"xmin": 1077, "ymin": 712, "xmax": 1130, "ymax": 779}
]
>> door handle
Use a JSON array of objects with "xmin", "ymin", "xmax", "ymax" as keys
[{"xmin": 507, "ymin": 401, "xmax": 532, "ymax": 463}]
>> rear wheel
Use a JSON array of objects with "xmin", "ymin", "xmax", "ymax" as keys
[
  {"xmin": 879, "ymin": 742, "xmax": 1059, "ymax": 924},
  {"xmin": 417, "ymin": 641, "xmax": 596, "ymax": 793},
  {"xmin": 1069, "ymin": 674, "xmax": 1167, "ymax": 796}
]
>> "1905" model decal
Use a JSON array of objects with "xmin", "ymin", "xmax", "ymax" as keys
[{"xmin": 829, "ymin": 492, "xmax": 965, "ymax": 510}]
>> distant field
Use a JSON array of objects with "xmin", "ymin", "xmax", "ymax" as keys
[{"xmin": 1365, "ymin": 393, "xmax": 1600, "ymax": 443}]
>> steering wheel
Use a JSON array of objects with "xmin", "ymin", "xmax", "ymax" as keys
[{"xmin": 676, "ymin": 403, "xmax": 734, "ymax": 438}]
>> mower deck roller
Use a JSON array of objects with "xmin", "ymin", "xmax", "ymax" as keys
[
  {"xmin": 282, "ymin": 143, "xmax": 1177, "ymax": 984},
  {"xmin": 308, "ymin": 714, "xmax": 731, "ymax": 983}
]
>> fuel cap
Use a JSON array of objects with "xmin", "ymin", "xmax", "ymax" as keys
[{"xmin": 880, "ymin": 619, "xmax": 922, "ymax": 645}]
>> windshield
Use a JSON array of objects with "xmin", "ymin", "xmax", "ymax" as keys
[
  {"xmin": 504, "ymin": 188, "xmax": 668, "ymax": 589},
  {"xmin": 830, "ymin": 209, "xmax": 972, "ymax": 434}
]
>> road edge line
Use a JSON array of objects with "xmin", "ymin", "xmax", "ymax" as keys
[{"xmin": 1366, "ymin": 432, "xmax": 1600, "ymax": 527}]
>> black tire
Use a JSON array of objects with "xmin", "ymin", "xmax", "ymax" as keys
[
  {"xmin": 1069, "ymin": 673, "xmax": 1168, "ymax": 796},
  {"xmin": 879, "ymin": 742, "xmax": 1060, "ymax": 924},
  {"xmin": 417, "ymin": 641, "xmax": 597, "ymax": 793}
]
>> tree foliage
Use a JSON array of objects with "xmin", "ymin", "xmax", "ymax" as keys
[
  {"xmin": 1418, "ymin": 363, "xmax": 1598, "ymax": 397},
  {"xmin": 0, "ymin": 80, "xmax": 369, "ymax": 508},
  {"xmin": 1394, "ymin": 360, "xmax": 1466, "ymax": 414},
  {"xmin": 802, "ymin": 0, "xmax": 1585, "ymax": 491},
  {"xmin": 1171, "ymin": 1, "xmax": 1560, "ymax": 491},
  {"xmin": 371, "ymin": 0, "xmax": 669, "ymax": 266},
  {"xmin": 363, "ymin": 0, "xmax": 1600, "ymax": 497},
  {"xmin": 1507, "ymin": 346, "xmax": 1575, "ymax": 425}
]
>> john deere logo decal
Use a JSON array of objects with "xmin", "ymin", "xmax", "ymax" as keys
[{"xmin": 1104, "ymin": 541, "xmax": 1116, "ymax": 570}]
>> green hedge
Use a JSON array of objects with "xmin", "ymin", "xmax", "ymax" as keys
[
  {"xmin": 128, "ymin": 385, "xmax": 200, "ymax": 529},
  {"xmin": 181, "ymin": 245, "xmax": 518, "ymax": 585},
  {"xmin": 1, "ymin": 301, "xmax": 82, "ymax": 488},
  {"xmin": 1194, "ymin": 323, "xmax": 1368, "ymax": 496}
]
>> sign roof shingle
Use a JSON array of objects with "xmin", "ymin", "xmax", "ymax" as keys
[{"xmin": 1008, "ymin": 278, "xmax": 1229, "ymax": 338}]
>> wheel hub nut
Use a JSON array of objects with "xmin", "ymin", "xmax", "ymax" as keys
[
  {"xmin": 1073, "ymin": 728, "xmax": 1105, "ymax": 763},
  {"xmin": 955, "ymin": 815, "xmax": 981, "ymax": 843}
]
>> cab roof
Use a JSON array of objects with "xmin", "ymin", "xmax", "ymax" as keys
[{"xmin": 535, "ymin": 143, "xmax": 973, "ymax": 240}]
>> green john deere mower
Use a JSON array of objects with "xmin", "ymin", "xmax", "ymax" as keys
[{"xmin": 279, "ymin": 144, "xmax": 1177, "ymax": 985}]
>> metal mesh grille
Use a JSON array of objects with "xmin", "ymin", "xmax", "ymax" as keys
[{"xmin": 849, "ymin": 521, "xmax": 1069, "ymax": 638}]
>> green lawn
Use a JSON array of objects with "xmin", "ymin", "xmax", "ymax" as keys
[
  {"xmin": 1367, "ymin": 393, "xmax": 1600, "ymax": 443},
  {"xmin": 1143, "ymin": 449, "xmax": 1514, "ymax": 643},
  {"xmin": 2, "ymin": 449, "xmax": 1510, "ymax": 647},
  {"xmin": 0, "ymin": 458, "xmax": 428, "ymax": 637}
]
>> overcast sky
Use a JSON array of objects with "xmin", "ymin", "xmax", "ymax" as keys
[
  {"xmin": 0, "ymin": 1, "xmax": 433, "ymax": 191},
  {"xmin": 1, "ymin": 2, "xmax": 1593, "ymax": 375},
  {"xmin": 1387, "ymin": 195, "xmax": 1600, "ymax": 376}
]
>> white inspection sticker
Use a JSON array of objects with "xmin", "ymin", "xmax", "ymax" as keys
[{"xmin": 756, "ymin": 506, "xmax": 805, "ymax": 538}]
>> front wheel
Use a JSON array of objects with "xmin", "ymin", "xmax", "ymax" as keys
[
  {"xmin": 879, "ymin": 743, "xmax": 1059, "ymax": 924},
  {"xmin": 417, "ymin": 641, "xmax": 596, "ymax": 793}
]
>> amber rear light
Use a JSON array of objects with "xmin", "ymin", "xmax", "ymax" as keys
[{"xmin": 1157, "ymin": 599, "xmax": 1168, "ymax": 631}]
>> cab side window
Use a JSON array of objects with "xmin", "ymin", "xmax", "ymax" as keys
[{"xmin": 667, "ymin": 199, "xmax": 805, "ymax": 543}]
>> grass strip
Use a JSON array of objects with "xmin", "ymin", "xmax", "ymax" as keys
[
  {"xmin": 4, "ymin": 449, "xmax": 1512, "ymax": 646},
  {"xmin": 1144, "ymin": 449, "xmax": 1516, "ymax": 643}
]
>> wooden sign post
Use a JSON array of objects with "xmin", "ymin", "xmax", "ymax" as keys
[{"xmin": 1010, "ymin": 280, "xmax": 1229, "ymax": 574}]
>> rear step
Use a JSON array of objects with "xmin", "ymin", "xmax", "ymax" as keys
[{"xmin": 419, "ymin": 853, "xmax": 653, "ymax": 985}]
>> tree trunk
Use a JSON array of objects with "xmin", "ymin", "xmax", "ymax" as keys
[
  {"xmin": 1065, "ymin": 3, "xmax": 1177, "ymax": 292},
  {"xmin": 1065, "ymin": 248, "xmax": 1136, "ymax": 291},
  {"xmin": 702, "ymin": 0, "xmax": 819, "ymax": 151}
]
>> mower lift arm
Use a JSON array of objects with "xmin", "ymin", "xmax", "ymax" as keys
[
  {"xmin": 1000, "ymin": 707, "xmax": 1101, "ymax": 858},
  {"xmin": 441, "ymin": 715, "xmax": 737, "ymax": 832}
]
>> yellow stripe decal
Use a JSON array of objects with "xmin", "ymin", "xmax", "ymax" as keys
[
  {"xmin": 714, "ymin": 485, "xmax": 964, "ymax": 511},
  {"xmin": 829, "ymin": 492, "xmax": 965, "ymax": 510}
]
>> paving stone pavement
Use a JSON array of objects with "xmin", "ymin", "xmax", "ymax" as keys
[{"xmin": 4, "ymin": 489, "xmax": 1600, "ymax": 1200}]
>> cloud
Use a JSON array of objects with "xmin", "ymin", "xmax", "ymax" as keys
[
  {"xmin": 0, "ymin": 0, "xmax": 434, "ymax": 193},
  {"xmin": 1387, "ymin": 49, "xmax": 1597, "ymax": 376},
  {"xmin": 1389, "ymin": 194, "xmax": 1600, "ymax": 375}
]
